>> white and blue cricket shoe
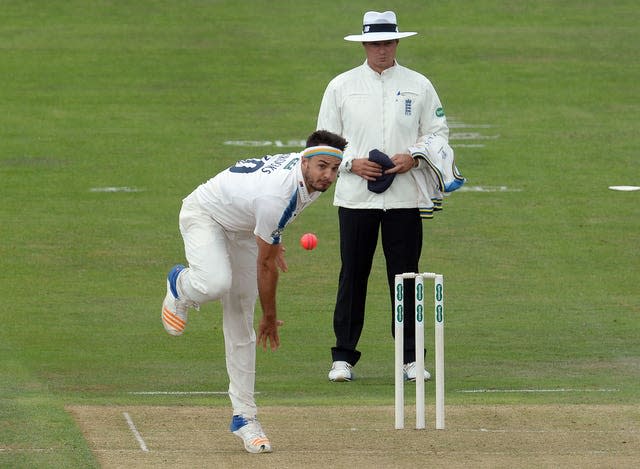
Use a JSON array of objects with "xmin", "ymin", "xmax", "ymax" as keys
[
  {"xmin": 161, "ymin": 264, "xmax": 195, "ymax": 336},
  {"xmin": 230, "ymin": 415, "xmax": 272, "ymax": 453}
]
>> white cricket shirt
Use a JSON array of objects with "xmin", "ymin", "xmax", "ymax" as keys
[{"xmin": 193, "ymin": 152, "xmax": 320, "ymax": 244}]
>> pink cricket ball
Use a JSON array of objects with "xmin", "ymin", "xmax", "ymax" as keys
[{"xmin": 300, "ymin": 233, "xmax": 318, "ymax": 250}]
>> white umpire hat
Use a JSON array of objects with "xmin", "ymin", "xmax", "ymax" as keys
[{"xmin": 344, "ymin": 11, "xmax": 417, "ymax": 42}]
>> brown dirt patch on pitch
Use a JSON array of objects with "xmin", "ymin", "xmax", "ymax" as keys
[{"xmin": 67, "ymin": 404, "xmax": 639, "ymax": 468}]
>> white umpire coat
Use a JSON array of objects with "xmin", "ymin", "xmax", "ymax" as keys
[{"xmin": 317, "ymin": 60, "xmax": 449, "ymax": 210}]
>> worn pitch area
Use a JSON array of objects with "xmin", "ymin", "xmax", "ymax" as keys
[{"xmin": 67, "ymin": 405, "xmax": 639, "ymax": 468}]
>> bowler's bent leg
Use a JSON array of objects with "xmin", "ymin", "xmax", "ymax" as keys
[{"xmin": 177, "ymin": 193, "xmax": 232, "ymax": 304}]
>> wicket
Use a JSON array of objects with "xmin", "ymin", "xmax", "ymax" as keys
[{"xmin": 394, "ymin": 272, "xmax": 445, "ymax": 430}]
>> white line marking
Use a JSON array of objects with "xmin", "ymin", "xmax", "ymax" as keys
[
  {"xmin": 608, "ymin": 185, "xmax": 640, "ymax": 191},
  {"xmin": 470, "ymin": 428, "xmax": 634, "ymax": 434},
  {"xmin": 449, "ymin": 123, "xmax": 494, "ymax": 129},
  {"xmin": 128, "ymin": 391, "xmax": 230, "ymax": 395},
  {"xmin": 450, "ymin": 132, "xmax": 500, "ymax": 140},
  {"xmin": 458, "ymin": 186, "xmax": 522, "ymax": 193},
  {"xmin": 123, "ymin": 412, "xmax": 149, "ymax": 453},
  {"xmin": 90, "ymin": 187, "xmax": 144, "ymax": 193},
  {"xmin": 457, "ymin": 388, "xmax": 619, "ymax": 393},
  {"xmin": 0, "ymin": 448, "xmax": 57, "ymax": 453},
  {"xmin": 223, "ymin": 140, "xmax": 306, "ymax": 148}
]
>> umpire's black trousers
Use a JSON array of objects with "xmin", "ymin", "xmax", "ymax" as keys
[{"xmin": 331, "ymin": 207, "xmax": 423, "ymax": 366}]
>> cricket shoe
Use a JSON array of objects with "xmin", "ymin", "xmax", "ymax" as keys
[
  {"xmin": 161, "ymin": 264, "xmax": 198, "ymax": 336},
  {"xmin": 403, "ymin": 362, "xmax": 431, "ymax": 382},
  {"xmin": 328, "ymin": 361, "xmax": 354, "ymax": 382},
  {"xmin": 230, "ymin": 415, "xmax": 272, "ymax": 454}
]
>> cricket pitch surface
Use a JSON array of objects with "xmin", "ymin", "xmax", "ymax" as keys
[{"xmin": 68, "ymin": 404, "xmax": 639, "ymax": 468}]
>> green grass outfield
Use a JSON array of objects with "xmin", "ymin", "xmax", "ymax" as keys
[{"xmin": 1, "ymin": 0, "xmax": 639, "ymax": 466}]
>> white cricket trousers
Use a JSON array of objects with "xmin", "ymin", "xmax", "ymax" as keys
[{"xmin": 177, "ymin": 192, "xmax": 259, "ymax": 418}]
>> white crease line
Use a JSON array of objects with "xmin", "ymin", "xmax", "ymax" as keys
[
  {"xmin": 458, "ymin": 388, "xmax": 619, "ymax": 393},
  {"xmin": 0, "ymin": 448, "xmax": 58, "ymax": 453},
  {"xmin": 123, "ymin": 412, "xmax": 149, "ymax": 453},
  {"xmin": 469, "ymin": 428, "xmax": 635, "ymax": 434}
]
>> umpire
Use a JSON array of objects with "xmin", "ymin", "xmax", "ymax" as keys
[{"xmin": 316, "ymin": 10, "xmax": 450, "ymax": 382}]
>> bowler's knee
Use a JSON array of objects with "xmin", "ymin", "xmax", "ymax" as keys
[{"xmin": 192, "ymin": 274, "xmax": 232, "ymax": 302}]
